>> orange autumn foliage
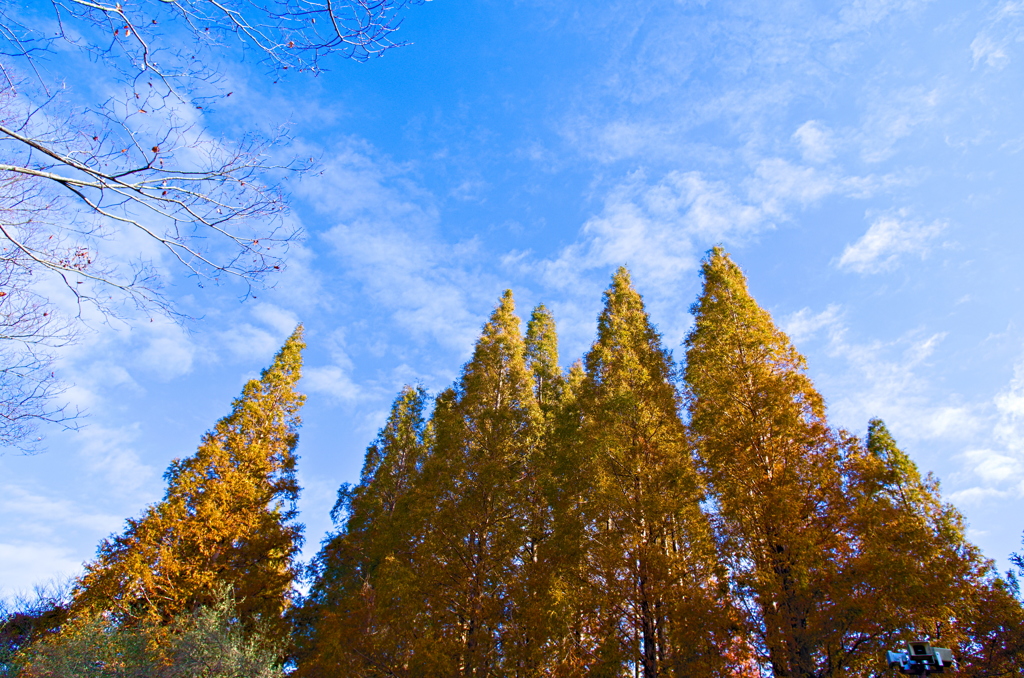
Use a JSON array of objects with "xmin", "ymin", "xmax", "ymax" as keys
[{"xmin": 69, "ymin": 327, "xmax": 306, "ymax": 641}]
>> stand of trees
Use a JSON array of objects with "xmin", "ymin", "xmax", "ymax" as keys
[
  {"xmin": 3, "ymin": 249, "xmax": 1023, "ymax": 677},
  {"xmin": 296, "ymin": 251, "xmax": 1023, "ymax": 678}
]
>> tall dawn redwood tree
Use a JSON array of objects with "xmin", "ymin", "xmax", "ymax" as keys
[
  {"xmin": 682, "ymin": 248, "xmax": 1024, "ymax": 678},
  {"xmin": 504, "ymin": 303, "xmax": 566, "ymax": 675},
  {"xmin": 839, "ymin": 418, "xmax": 987, "ymax": 670},
  {"xmin": 295, "ymin": 385, "xmax": 432, "ymax": 678},
  {"xmin": 416, "ymin": 290, "xmax": 543, "ymax": 676},
  {"xmin": 577, "ymin": 267, "xmax": 730, "ymax": 678},
  {"xmin": 683, "ymin": 249, "xmax": 863, "ymax": 678},
  {"xmin": 847, "ymin": 420, "xmax": 1024, "ymax": 678},
  {"xmin": 70, "ymin": 328, "xmax": 306, "ymax": 639},
  {"xmin": 525, "ymin": 303, "xmax": 563, "ymax": 411}
]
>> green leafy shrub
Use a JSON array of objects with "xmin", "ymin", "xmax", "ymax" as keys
[{"xmin": 10, "ymin": 592, "xmax": 283, "ymax": 678}]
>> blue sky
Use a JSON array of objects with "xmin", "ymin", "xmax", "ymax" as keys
[{"xmin": 4, "ymin": 0, "xmax": 1024, "ymax": 595}]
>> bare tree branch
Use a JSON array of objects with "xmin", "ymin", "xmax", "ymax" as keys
[
  {"xmin": 0, "ymin": 201, "xmax": 80, "ymax": 452},
  {"xmin": 0, "ymin": 0, "xmax": 424, "ymax": 450}
]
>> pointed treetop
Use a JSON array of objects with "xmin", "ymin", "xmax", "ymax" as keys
[
  {"xmin": 358, "ymin": 385, "xmax": 430, "ymax": 488},
  {"xmin": 603, "ymin": 266, "xmax": 643, "ymax": 317},
  {"xmin": 867, "ymin": 418, "xmax": 901, "ymax": 460},
  {"xmin": 864, "ymin": 417, "xmax": 928, "ymax": 504},
  {"xmin": 213, "ymin": 323, "xmax": 306, "ymax": 458},
  {"xmin": 526, "ymin": 304, "xmax": 559, "ymax": 373},
  {"xmin": 469, "ymin": 289, "xmax": 521, "ymax": 363},
  {"xmin": 333, "ymin": 384, "xmax": 430, "ymax": 539},
  {"xmin": 685, "ymin": 247, "xmax": 821, "ymax": 419},
  {"xmin": 587, "ymin": 266, "xmax": 672, "ymax": 388},
  {"xmin": 272, "ymin": 323, "xmax": 305, "ymax": 372},
  {"xmin": 525, "ymin": 303, "xmax": 561, "ymax": 407},
  {"xmin": 690, "ymin": 247, "xmax": 762, "ymax": 320},
  {"xmin": 71, "ymin": 327, "xmax": 308, "ymax": 634},
  {"xmin": 479, "ymin": 290, "xmax": 518, "ymax": 342},
  {"xmin": 457, "ymin": 289, "xmax": 539, "ymax": 423}
]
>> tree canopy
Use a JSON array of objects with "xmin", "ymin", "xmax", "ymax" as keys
[
  {"xmin": 8, "ymin": 252, "xmax": 1023, "ymax": 678},
  {"xmin": 292, "ymin": 252, "xmax": 1023, "ymax": 678}
]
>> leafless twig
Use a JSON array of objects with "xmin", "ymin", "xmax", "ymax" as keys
[{"xmin": 0, "ymin": 0, "xmax": 423, "ymax": 450}]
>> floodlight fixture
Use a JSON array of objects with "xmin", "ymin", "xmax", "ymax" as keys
[{"xmin": 886, "ymin": 640, "xmax": 955, "ymax": 675}]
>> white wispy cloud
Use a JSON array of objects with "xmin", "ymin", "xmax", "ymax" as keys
[
  {"xmin": 793, "ymin": 121, "xmax": 836, "ymax": 164},
  {"xmin": 858, "ymin": 85, "xmax": 943, "ymax": 163},
  {"xmin": 528, "ymin": 170, "xmax": 763, "ymax": 292},
  {"xmin": 505, "ymin": 148, "xmax": 911, "ymax": 355},
  {"xmin": 832, "ymin": 332, "xmax": 976, "ymax": 440},
  {"xmin": 527, "ymin": 154, "xmax": 904, "ymax": 302},
  {"xmin": 746, "ymin": 160, "xmax": 839, "ymax": 215},
  {"xmin": 267, "ymin": 238, "xmax": 323, "ymax": 313},
  {"xmin": 836, "ymin": 211, "xmax": 946, "ymax": 274},
  {"xmin": 962, "ymin": 448, "xmax": 1023, "ymax": 484},
  {"xmin": 76, "ymin": 423, "xmax": 159, "ymax": 497},
  {"xmin": 554, "ymin": 0, "xmax": 941, "ymax": 170},
  {"xmin": 788, "ymin": 307, "xmax": 978, "ymax": 446},
  {"xmin": 250, "ymin": 303, "xmax": 301, "ymax": 337},
  {"xmin": 303, "ymin": 329, "xmax": 362, "ymax": 402},
  {"xmin": 298, "ymin": 140, "xmax": 501, "ymax": 355},
  {"xmin": 304, "ymin": 365, "xmax": 362, "ymax": 402},
  {"xmin": 972, "ymin": 34, "xmax": 1012, "ymax": 69},
  {"xmin": 0, "ymin": 542, "xmax": 82, "ymax": 597},
  {"xmin": 971, "ymin": 1, "xmax": 1024, "ymax": 69},
  {"xmin": 215, "ymin": 303, "xmax": 300, "ymax": 363},
  {"xmin": 132, "ymin": 318, "xmax": 197, "ymax": 382},
  {"xmin": 499, "ymin": 169, "xmax": 768, "ymax": 352},
  {"xmin": 836, "ymin": 0, "xmax": 933, "ymax": 32},
  {"xmin": 0, "ymin": 484, "xmax": 122, "ymax": 536},
  {"xmin": 952, "ymin": 355, "xmax": 1024, "ymax": 502},
  {"xmin": 782, "ymin": 304, "xmax": 843, "ymax": 344},
  {"xmin": 0, "ymin": 484, "xmax": 125, "ymax": 595}
]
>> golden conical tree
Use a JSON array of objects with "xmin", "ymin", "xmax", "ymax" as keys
[
  {"xmin": 683, "ymin": 248, "xmax": 1024, "ymax": 677},
  {"xmin": 841, "ymin": 419, "xmax": 984, "ymax": 661},
  {"xmin": 71, "ymin": 327, "xmax": 306, "ymax": 641},
  {"xmin": 525, "ymin": 303, "xmax": 563, "ymax": 411},
  {"xmin": 683, "ymin": 249, "xmax": 862, "ymax": 678},
  {"xmin": 536, "ymin": 358, "xmax": 596, "ymax": 677},
  {"xmin": 420, "ymin": 290, "xmax": 544, "ymax": 677},
  {"xmin": 844, "ymin": 419, "xmax": 1024, "ymax": 678},
  {"xmin": 500, "ymin": 302, "xmax": 569, "ymax": 677},
  {"xmin": 577, "ymin": 267, "xmax": 729, "ymax": 678},
  {"xmin": 295, "ymin": 385, "xmax": 432, "ymax": 678}
]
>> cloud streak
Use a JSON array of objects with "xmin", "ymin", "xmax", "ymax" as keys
[
  {"xmin": 837, "ymin": 212, "xmax": 945, "ymax": 274},
  {"xmin": 953, "ymin": 354, "xmax": 1024, "ymax": 502}
]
